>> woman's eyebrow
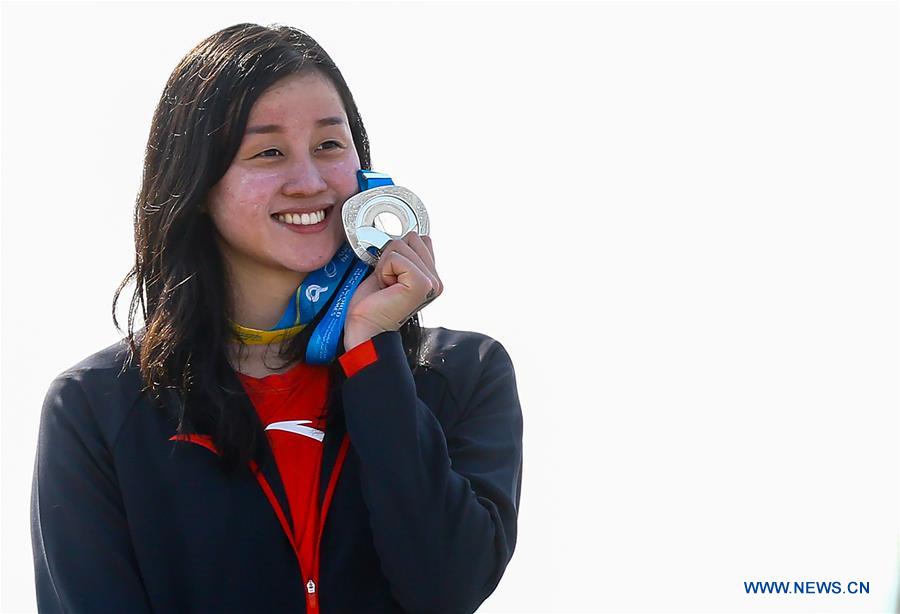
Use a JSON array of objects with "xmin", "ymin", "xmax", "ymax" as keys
[{"xmin": 245, "ymin": 116, "xmax": 346, "ymax": 135}]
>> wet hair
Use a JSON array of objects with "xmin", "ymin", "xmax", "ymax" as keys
[{"xmin": 113, "ymin": 23, "xmax": 423, "ymax": 473}]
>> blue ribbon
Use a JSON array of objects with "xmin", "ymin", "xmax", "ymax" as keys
[
  {"xmin": 272, "ymin": 243, "xmax": 357, "ymax": 329},
  {"xmin": 304, "ymin": 257, "xmax": 372, "ymax": 364},
  {"xmin": 357, "ymin": 170, "xmax": 394, "ymax": 191}
]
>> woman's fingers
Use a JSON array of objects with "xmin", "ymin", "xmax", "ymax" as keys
[
  {"xmin": 379, "ymin": 250, "xmax": 434, "ymax": 300},
  {"xmin": 346, "ymin": 233, "xmax": 444, "ymax": 335},
  {"xmin": 375, "ymin": 233, "xmax": 442, "ymax": 298},
  {"xmin": 422, "ymin": 235, "xmax": 435, "ymax": 267},
  {"xmin": 401, "ymin": 232, "xmax": 442, "ymax": 296},
  {"xmin": 378, "ymin": 251, "xmax": 436, "ymax": 326},
  {"xmin": 403, "ymin": 231, "xmax": 435, "ymax": 270},
  {"xmin": 375, "ymin": 240, "xmax": 426, "ymax": 287}
]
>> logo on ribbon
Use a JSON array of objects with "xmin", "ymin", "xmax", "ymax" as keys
[
  {"xmin": 324, "ymin": 262, "xmax": 337, "ymax": 278},
  {"xmin": 305, "ymin": 285, "xmax": 329, "ymax": 303}
]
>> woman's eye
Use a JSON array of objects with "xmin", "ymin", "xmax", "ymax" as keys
[
  {"xmin": 255, "ymin": 148, "xmax": 283, "ymax": 158},
  {"xmin": 316, "ymin": 140, "xmax": 343, "ymax": 152}
]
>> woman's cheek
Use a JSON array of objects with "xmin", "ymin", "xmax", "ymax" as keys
[
  {"xmin": 209, "ymin": 196, "xmax": 263, "ymax": 242},
  {"xmin": 233, "ymin": 176, "xmax": 280, "ymax": 219},
  {"xmin": 329, "ymin": 154, "xmax": 361, "ymax": 198}
]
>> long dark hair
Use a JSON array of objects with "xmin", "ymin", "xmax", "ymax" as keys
[{"xmin": 113, "ymin": 23, "xmax": 423, "ymax": 473}]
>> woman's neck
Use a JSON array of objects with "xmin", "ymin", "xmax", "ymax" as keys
[
  {"xmin": 221, "ymin": 252, "xmax": 307, "ymax": 377},
  {"xmin": 225, "ymin": 256, "xmax": 306, "ymax": 330},
  {"xmin": 227, "ymin": 341, "xmax": 300, "ymax": 378}
]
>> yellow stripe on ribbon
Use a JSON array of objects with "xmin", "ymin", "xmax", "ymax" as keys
[{"xmin": 230, "ymin": 321, "xmax": 306, "ymax": 345}]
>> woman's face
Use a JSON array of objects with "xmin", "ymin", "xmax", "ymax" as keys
[{"xmin": 206, "ymin": 71, "xmax": 361, "ymax": 281}]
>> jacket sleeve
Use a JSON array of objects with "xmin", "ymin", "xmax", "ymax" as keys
[
  {"xmin": 338, "ymin": 331, "xmax": 523, "ymax": 613},
  {"xmin": 31, "ymin": 374, "xmax": 152, "ymax": 613}
]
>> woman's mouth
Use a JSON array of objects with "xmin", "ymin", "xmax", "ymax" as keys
[{"xmin": 271, "ymin": 206, "xmax": 334, "ymax": 233}]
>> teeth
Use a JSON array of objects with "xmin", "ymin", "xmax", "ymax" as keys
[{"xmin": 274, "ymin": 209, "xmax": 327, "ymax": 226}]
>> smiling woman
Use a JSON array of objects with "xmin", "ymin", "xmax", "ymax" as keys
[
  {"xmin": 207, "ymin": 72, "xmax": 362, "ymax": 328},
  {"xmin": 29, "ymin": 22, "xmax": 522, "ymax": 614}
]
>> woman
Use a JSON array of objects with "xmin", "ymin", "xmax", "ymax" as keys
[{"xmin": 30, "ymin": 22, "xmax": 522, "ymax": 614}]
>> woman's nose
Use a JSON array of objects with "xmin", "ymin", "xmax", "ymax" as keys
[{"xmin": 282, "ymin": 159, "xmax": 328, "ymax": 197}]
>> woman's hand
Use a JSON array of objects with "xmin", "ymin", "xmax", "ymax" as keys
[{"xmin": 343, "ymin": 233, "xmax": 443, "ymax": 352}]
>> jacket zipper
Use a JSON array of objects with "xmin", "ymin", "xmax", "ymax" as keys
[
  {"xmin": 248, "ymin": 434, "xmax": 350, "ymax": 613},
  {"xmin": 305, "ymin": 435, "xmax": 351, "ymax": 614},
  {"xmin": 305, "ymin": 579, "xmax": 318, "ymax": 611},
  {"xmin": 247, "ymin": 460, "xmax": 314, "ymax": 610}
]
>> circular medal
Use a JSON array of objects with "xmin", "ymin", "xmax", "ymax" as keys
[{"xmin": 342, "ymin": 184, "xmax": 430, "ymax": 266}]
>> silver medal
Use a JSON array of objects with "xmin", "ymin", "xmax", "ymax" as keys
[{"xmin": 342, "ymin": 185, "xmax": 430, "ymax": 266}]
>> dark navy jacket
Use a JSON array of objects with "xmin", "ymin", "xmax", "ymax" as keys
[{"xmin": 31, "ymin": 327, "xmax": 523, "ymax": 613}]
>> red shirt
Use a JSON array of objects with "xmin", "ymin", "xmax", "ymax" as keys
[{"xmin": 237, "ymin": 362, "xmax": 331, "ymax": 601}]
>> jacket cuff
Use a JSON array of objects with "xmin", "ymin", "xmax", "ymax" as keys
[{"xmin": 339, "ymin": 334, "xmax": 388, "ymax": 378}]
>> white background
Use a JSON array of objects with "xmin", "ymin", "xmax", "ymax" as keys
[{"xmin": 1, "ymin": 1, "xmax": 897, "ymax": 612}]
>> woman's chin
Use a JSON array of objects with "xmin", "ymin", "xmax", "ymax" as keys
[{"xmin": 280, "ymin": 246, "xmax": 343, "ymax": 274}]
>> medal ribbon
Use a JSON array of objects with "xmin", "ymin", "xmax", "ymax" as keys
[
  {"xmin": 274, "ymin": 242, "xmax": 357, "ymax": 329},
  {"xmin": 302, "ymin": 171, "xmax": 398, "ymax": 362},
  {"xmin": 230, "ymin": 242, "xmax": 362, "ymax": 354},
  {"xmin": 304, "ymin": 257, "xmax": 371, "ymax": 364}
]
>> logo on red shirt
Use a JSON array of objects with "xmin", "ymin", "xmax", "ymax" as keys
[{"xmin": 265, "ymin": 420, "xmax": 325, "ymax": 442}]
